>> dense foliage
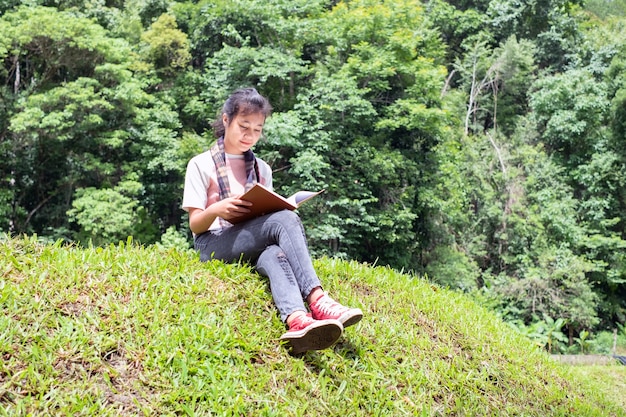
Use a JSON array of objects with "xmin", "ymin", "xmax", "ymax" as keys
[{"xmin": 1, "ymin": 0, "xmax": 625, "ymax": 349}]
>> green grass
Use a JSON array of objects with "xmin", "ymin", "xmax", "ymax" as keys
[
  {"xmin": 569, "ymin": 366, "xmax": 626, "ymax": 411},
  {"xmin": 1, "ymin": 235, "xmax": 624, "ymax": 416}
]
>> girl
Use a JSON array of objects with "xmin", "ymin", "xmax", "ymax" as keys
[{"xmin": 182, "ymin": 88, "xmax": 363, "ymax": 354}]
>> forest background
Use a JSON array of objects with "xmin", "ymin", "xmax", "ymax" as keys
[{"xmin": 1, "ymin": 0, "xmax": 626, "ymax": 354}]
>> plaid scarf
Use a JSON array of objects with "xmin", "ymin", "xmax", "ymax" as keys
[{"xmin": 210, "ymin": 137, "xmax": 259, "ymax": 227}]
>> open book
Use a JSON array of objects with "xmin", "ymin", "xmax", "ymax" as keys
[{"xmin": 227, "ymin": 183, "xmax": 325, "ymax": 225}]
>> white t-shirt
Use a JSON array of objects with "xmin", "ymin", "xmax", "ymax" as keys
[{"xmin": 182, "ymin": 150, "xmax": 273, "ymax": 231}]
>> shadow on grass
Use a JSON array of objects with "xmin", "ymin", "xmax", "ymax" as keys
[
  {"xmin": 290, "ymin": 336, "xmax": 362, "ymax": 374},
  {"xmin": 332, "ymin": 337, "xmax": 361, "ymax": 359}
]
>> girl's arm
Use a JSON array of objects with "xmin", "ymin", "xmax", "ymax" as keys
[{"xmin": 188, "ymin": 197, "xmax": 252, "ymax": 234}]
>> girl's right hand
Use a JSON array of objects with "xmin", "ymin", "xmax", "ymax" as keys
[
  {"xmin": 211, "ymin": 196, "xmax": 253, "ymax": 220},
  {"xmin": 188, "ymin": 196, "xmax": 253, "ymax": 234}
]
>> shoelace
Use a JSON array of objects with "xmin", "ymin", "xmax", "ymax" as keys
[
  {"xmin": 315, "ymin": 296, "xmax": 344, "ymax": 315},
  {"xmin": 291, "ymin": 314, "xmax": 314, "ymax": 330}
]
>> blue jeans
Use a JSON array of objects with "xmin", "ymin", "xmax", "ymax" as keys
[{"xmin": 194, "ymin": 210, "xmax": 321, "ymax": 322}]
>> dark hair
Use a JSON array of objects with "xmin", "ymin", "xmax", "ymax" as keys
[{"xmin": 212, "ymin": 88, "xmax": 273, "ymax": 138}]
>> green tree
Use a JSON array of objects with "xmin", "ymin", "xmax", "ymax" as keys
[
  {"xmin": 67, "ymin": 179, "xmax": 150, "ymax": 246},
  {"xmin": 529, "ymin": 69, "xmax": 609, "ymax": 167},
  {"xmin": 140, "ymin": 13, "xmax": 192, "ymax": 80},
  {"xmin": 494, "ymin": 247, "xmax": 600, "ymax": 340},
  {"xmin": 0, "ymin": 6, "xmax": 183, "ymax": 243},
  {"xmin": 454, "ymin": 36, "xmax": 536, "ymax": 136},
  {"xmin": 487, "ymin": 0, "xmax": 583, "ymax": 70}
]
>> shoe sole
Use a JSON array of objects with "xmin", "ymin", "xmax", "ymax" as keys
[
  {"xmin": 280, "ymin": 319, "xmax": 343, "ymax": 354},
  {"xmin": 339, "ymin": 308, "xmax": 363, "ymax": 328}
]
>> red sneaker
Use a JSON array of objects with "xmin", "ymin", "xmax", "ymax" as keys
[
  {"xmin": 310, "ymin": 294, "xmax": 363, "ymax": 328},
  {"xmin": 279, "ymin": 313, "xmax": 343, "ymax": 354}
]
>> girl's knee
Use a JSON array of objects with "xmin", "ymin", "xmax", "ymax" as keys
[
  {"xmin": 259, "ymin": 244, "xmax": 282, "ymax": 260},
  {"xmin": 257, "ymin": 244, "xmax": 289, "ymax": 276},
  {"xmin": 272, "ymin": 210, "xmax": 302, "ymax": 228}
]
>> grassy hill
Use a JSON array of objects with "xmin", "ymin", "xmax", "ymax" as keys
[{"xmin": 1, "ymin": 235, "xmax": 624, "ymax": 416}]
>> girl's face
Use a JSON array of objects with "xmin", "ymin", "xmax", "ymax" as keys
[{"xmin": 223, "ymin": 111, "xmax": 265, "ymax": 154}]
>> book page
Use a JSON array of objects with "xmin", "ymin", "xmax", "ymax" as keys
[{"xmin": 287, "ymin": 189, "xmax": 325, "ymax": 206}]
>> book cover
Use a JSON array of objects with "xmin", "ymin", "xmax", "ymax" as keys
[{"xmin": 227, "ymin": 183, "xmax": 324, "ymax": 225}]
